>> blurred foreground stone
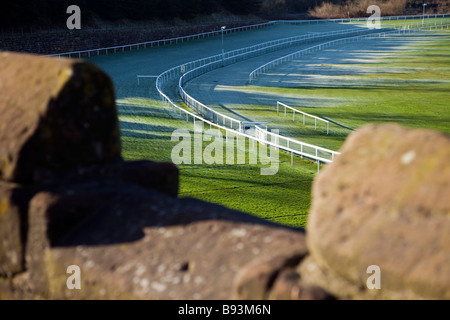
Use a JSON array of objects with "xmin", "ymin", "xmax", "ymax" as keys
[
  {"xmin": 0, "ymin": 52, "xmax": 121, "ymax": 183},
  {"xmin": 305, "ymin": 124, "xmax": 450, "ymax": 299},
  {"xmin": 0, "ymin": 52, "xmax": 311, "ymax": 300},
  {"xmin": 1, "ymin": 52, "xmax": 448, "ymax": 300}
]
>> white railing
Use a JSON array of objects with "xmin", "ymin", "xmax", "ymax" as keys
[
  {"xmin": 158, "ymin": 83, "xmax": 338, "ymax": 171},
  {"xmin": 277, "ymin": 102, "xmax": 330, "ymax": 134},
  {"xmin": 174, "ymin": 26, "xmax": 383, "ymax": 131},
  {"xmin": 44, "ymin": 14, "xmax": 449, "ymax": 58},
  {"xmin": 179, "ymin": 74, "xmax": 243, "ymax": 131},
  {"xmin": 255, "ymin": 126, "xmax": 339, "ymax": 163},
  {"xmin": 249, "ymin": 22, "xmax": 450, "ymax": 83},
  {"xmin": 377, "ymin": 13, "xmax": 449, "ymax": 21},
  {"xmin": 160, "ymin": 28, "xmax": 385, "ymax": 167},
  {"xmin": 384, "ymin": 18, "xmax": 450, "ymax": 30},
  {"xmin": 275, "ymin": 13, "xmax": 450, "ymax": 24},
  {"xmin": 46, "ymin": 21, "xmax": 273, "ymax": 58}
]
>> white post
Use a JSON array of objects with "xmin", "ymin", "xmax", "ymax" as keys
[
  {"xmin": 221, "ymin": 26, "xmax": 226, "ymax": 66},
  {"xmin": 422, "ymin": 4, "xmax": 427, "ymax": 25}
]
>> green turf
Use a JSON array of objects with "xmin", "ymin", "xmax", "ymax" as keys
[
  {"xmin": 349, "ymin": 17, "xmax": 450, "ymax": 29},
  {"xmin": 379, "ymin": 18, "xmax": 450, "ymax": 27},
  {"xmin": 119, "ymin": 97, "xmax": 318, "ymax": 229},
  {"xmin": 118, "ymin": 30, "xmax": 449, "ymax": 230},
  {"xmin": 230, "ymin": 32, "xmax": 450, "ymax": 152}
]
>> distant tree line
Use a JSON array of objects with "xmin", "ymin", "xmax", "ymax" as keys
[
  {"xmin": 1, "ymin": 0, "xmax": 325, "ymax": 29},
  {"xmin": 1, "ymin": 0, "xmax": 258, "ymax": 28},
  {"xmin": 1, "ymin": 0, "xmax": 447, "ymax": 29},
  {"xmin": 309, "ymin": 0, "xmax": 447, "ymax": 19}
]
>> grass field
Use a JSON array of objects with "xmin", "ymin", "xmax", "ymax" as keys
[
  {"xmin": 119, "ymin": 96, "xmax": 319, "ymax": 228},
  {"xmin": 187, "ymin": 32, "xmax": 450, "ymax": 151},
  {"xmin": 91, "ymin": 21, "xmax": 449, "ymax": 229}
]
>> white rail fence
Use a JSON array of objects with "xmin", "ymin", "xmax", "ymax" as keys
[
  {"xmin": 161, "ymin": 24, "xmax": 449, "ymax": 170},
  {"xmin": 46, "ymin": 21, "xmax": 273, "ymax": 58},
  {"xmin": 254, "ymin": 126, "xmax": 340, "ymax": 164},
  {"xmin": 249, "ymin": 22, "xmax": 450, "ymax": 83},
  {"xmin": 176, "ymin": 26, "xmax": 385, "ymax": 123},
  {"xmin": 384, "ymin": 18, "xmax": 450, "ymax": 30},
  {"xmin": 159, "ymin": 28, "xmax": 389, "ymax": 168},
  {"xmin": 174, "ymin": 26, "xmax": 390, "ymax": 135},
  {"xmin": 276, "ymin": 13, "xmax": 449, "ymax": 25},
  {"xmin": 277, "ymin": 102, "xmax": 330, "ymax": 134},
  {"xmin": 45, "ymin": 14, "xmax": 449, "ymax": 58}
]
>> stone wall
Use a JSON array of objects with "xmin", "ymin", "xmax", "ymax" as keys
[{"xmin": 0, "ymin": 52, "xmax": 448, "ymax": 300}]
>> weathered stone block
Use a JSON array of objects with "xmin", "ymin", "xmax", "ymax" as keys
[
  {"xmin": 307, "ymin": 124, "xmax": 450, "ymax": 299},
  {"xmin": 232, "ymin": 252, "xmax": 334, "ymax": 300},
  {"xmin": 268, "ymin": 268, "xmax": 334, "ymax": 300},
  {"xmin": 24, "ymin": 181, "xmax": 158, "ymax": 298},
  {"xmin": 0, "ymin": 52, "xmax": 122, "ymax": 183},
  {"xmin": 118, "ymin": 161, "xmax": 179, "ymax": 197},
  {"xmin": 26, "ymin": 191, "xmax": 306, "ymax": 299},
  {"xmin": 32, "ymin": 160, "xmax": 179, "ymax": 197},
  {"xmin": 0, "ymin": 183, "xmax": 35, "ymax": 277}
]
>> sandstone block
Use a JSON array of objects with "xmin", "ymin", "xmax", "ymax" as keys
[
  {"xmin": 0, "ymin": 52, "xmax": 121, "ymax": 183},
  {"xmin": 0, "ymin": 183, "xmax": 35, "ymax": 277},
  {"xmin": 307, "ymin": 124, "xmax": 450, "ymax": 299},
  {"xmin": 232, "ymin": 252, "xmax": 334, "ymax": 300},
  {"xmin": 26, "ymin": 191, "xmax": 306, "ymax": 299}
]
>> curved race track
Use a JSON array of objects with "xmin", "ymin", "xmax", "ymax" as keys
[{"xmin": 84, "ymin": 20, "xmax": 450, "ymax": 228}]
